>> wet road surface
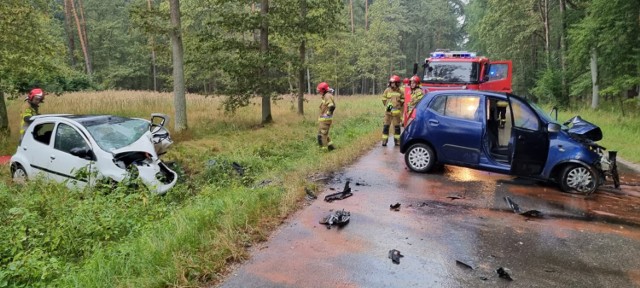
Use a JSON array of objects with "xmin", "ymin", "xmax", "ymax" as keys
[{"xmin": 218, "ymin": 145, "xmax": 640, "ymax": 287}]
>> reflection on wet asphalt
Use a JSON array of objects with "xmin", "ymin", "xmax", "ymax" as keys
[{"xmin": 218, "ymin": 146, "xmax": 640, "ymax": 288}]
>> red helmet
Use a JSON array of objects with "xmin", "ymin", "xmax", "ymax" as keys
[
  {"xmin": 317, "ymin": 82, "xmax": 330, "ymax": 93},
  {"xmin": 28, "ymin": 88, "xmax": 44, "ymax": 102},
  {"xmin": 410, "ymin": 75, "xmax": 421, "ymax": 84},
  {"xmin": 389, "ymin": 75, "xmax": 401, "ymax": 83},
  {"xmin": 403, "ymin": 78, "xmax": 410, "ymax": 85}
]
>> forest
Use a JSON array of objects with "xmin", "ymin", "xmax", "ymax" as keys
[{"xmin": 1, "ymin": 0, "xmax": 639, "ymax": 128}]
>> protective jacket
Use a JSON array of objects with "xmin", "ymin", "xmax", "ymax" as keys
[{"xmin": 20, "ymin": 101, "xmax": 39, "ymax": 137}]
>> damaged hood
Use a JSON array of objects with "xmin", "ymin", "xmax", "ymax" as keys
[
  {"xmin": 563, "ymin": 116, "xmax": 602, "ymax": 141},
  {"xmin": 110, "ymin": 132, "xmax": 157, "ymax": 157}
]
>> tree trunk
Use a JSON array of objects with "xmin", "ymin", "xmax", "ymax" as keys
[
  {"xmin": 69, "ymin": 0, "xmax": 92, "ymax": 75},
  {"xmin": 77, "ymin": 0, "xmax": 92, "ymax": 74},
  {"xmin": 148, "ymin": 0, "xmax": 158, "ymax": 91},
  {"xmin": 306, "ymin": 66, "xmax": 311, "ymax": 94},
  {"xmin": 169, "ymin": 0, "xmax": 188, "ymax": 131},
  {"xmin": 297, "ymin": 0, "xmax": 307, "ymax": 115},
  {"xmin": 0, "ymin": 91, "xmax": 9, "ymax": 135},
  {"xmin": 63, "ymin": 0, "xmax": 76, "ymax": 67},
  {"xmin": 365, "ymin": 0, "xmax": 368, "ymax": 31},
  {"xmin": 559, "ymin": 0, "xmax": 567, "ymax": 105},
  {"xmin": 260, "ymin": 0, "xmax": 273, "ymax": 124},
  {"xmin": 590, "ymin": 47, "xmax": 599, "ymax": 109},
  {"xmin": 350, "ymin": 0, "xmax": 354, "ymax": 34}
]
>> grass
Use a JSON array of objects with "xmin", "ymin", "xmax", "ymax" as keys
[{"xmin": 0, "ymin": 91, "xmax": 383, "ymax": 287}]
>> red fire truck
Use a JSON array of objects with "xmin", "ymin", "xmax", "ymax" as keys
[{"xmin": 403, "ymin": 50, "xmax": 513, "ymax": 125}]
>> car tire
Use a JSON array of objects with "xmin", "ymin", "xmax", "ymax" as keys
[
  {"xmin": 11, "ymin": 163, "xmax": 28, "ymax": 184},
  {"xmin": 405, "ymin": 143, "xmax": 436, "ymax": 173},
  {"xmin": 559, "ymin": 164, "xmax": 598, "ymax": 195}
]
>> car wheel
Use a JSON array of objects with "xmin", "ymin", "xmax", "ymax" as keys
[
  {"xmin": 559, "ymin": 164, "xmax": 598, "ymax": 195},
  {"xmin": 11, "ymin": 163, "xmax": 28, "ymax": 184},
  {"xmin": 405, "ymin": 143, "xmax": 436, "ymax": 173}
]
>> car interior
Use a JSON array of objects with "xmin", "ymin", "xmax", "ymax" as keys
[{"xmin": 485, "ymin": 98, "xmax": 511, "ymax": 163}]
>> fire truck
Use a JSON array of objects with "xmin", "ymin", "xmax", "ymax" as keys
[{"xmin": 403, "ymin": 50, "xmax": 513, "ymax": 125}]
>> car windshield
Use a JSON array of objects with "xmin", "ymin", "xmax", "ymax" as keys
[
  {"xmin": 423, "ymin": 62, "xmax": 479, "ymax": 84},
  {"xmin": 82, "ymin": 117, "xmax": 150, "ymax": 151},
  {"xmin": 528, "ymin": 101, "xmax": 559, "ymax": 125}
]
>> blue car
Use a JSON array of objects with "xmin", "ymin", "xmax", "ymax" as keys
[{"xmin": 400, "ymin": 90, "xmax": 619, "ymax": 195}]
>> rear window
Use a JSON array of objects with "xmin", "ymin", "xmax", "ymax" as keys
[
  {"xmin": 32, "ymin": 123, "xmax": 55, "ymax": 145},
  {"xmin": 430, "ymin": 94, "xmax": 481, "ymax": 121}
]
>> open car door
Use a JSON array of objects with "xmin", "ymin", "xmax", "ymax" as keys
[
  {"xmin": 480, "ymin": 61, "xmax": 512, "ymax": 93},
  {"xmin": 508, "ymin": 97, "xmax": 549, "ymax": 176}
]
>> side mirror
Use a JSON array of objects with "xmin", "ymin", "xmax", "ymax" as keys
[
  {"xmin": 547, "ymin": 123, "xmax": 561, "ymax": 133},
  {"xmin": 70, "ymin": 147, "xmax": 96, "ymax": 160},
  {"xmin": 150, "ymin": 113, "xmax": 169, "ymax": 133}
]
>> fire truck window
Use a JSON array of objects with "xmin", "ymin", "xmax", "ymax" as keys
[
  {"xmin": 488, "ymin": 64, "xmax": 508, "ymax": 81},
  {"xmin": 424, "ymin": 62, "xmax": 480, "ymax": 83}
]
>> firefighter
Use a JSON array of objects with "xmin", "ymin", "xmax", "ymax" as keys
[
  {"xmin": 407, "ymin": 75, "xmax": 424, "ymax": 116},
  {"xmin": 20, "ymin": 88, "xmax": 45, "ymax": 140},
  {"xmin": 381, "ymin": 75, "xmax": 404, "ymax": 146},
  {"xmin": 497, "ymin": 100, "xmax": 508, "ymax": 128},
  {"xmin": 317, "ymin": 82, "xmax": 336, "ymax": 151}
]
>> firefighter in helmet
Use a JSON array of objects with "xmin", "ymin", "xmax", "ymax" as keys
[
  {"xmin": 317, "ymin": 82, "xmax": 336, "ymax": 151},
  {"xmin": 407, "ymin": 75, "xmax": 424, "ymax": 116},
  {"xmin": 381, "ymin": 75, "xmax": 404, "ymax": 146},
  {"xmin": 20, "ymin": 88, "xmax": 45, "ymax": 140}
]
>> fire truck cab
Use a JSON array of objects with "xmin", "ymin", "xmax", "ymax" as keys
[{"xmin": 421, "ymin": 50, "xmax": 512, "ymax": 93}]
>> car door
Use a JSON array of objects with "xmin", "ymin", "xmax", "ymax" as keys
[
  {"xmin": 509, "ymin": 97, "xmax": 549, "ymax": 176},
  {"xmin": 48, "ymin": 122, "xmax": 95, "ymax": 187},
  {"xmin": 23, "ymin": 122, "xmax": 56, "ymax": 180},
  {"xmin": 426, "ymin": 93, "xmax": 483, "ymax": 166}
]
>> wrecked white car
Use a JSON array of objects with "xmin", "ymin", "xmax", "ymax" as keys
[{"xmin": 10, "ymin": 113, "xmax": 177, "ymax": 194}]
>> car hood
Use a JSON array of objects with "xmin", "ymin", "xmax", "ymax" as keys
[
  {"xmin": 110, "ymin": 133, "xmax": 157, "ymax": 157},
  {"xmin": 564, "ymin": 116, "xmax": 602, "ymax": 141}
]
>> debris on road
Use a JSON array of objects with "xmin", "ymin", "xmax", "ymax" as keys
[
  {"xmin": 319, "ymin": 209, "xmax": 350, "ymax": 229},
  {"xmin": 324, "ymin": 181, "xmax": 353, "ymax": 202},
  {"xmin": 305, "ymin": 187, "xmax": 317, "ymax": 200},
  {"xmin": 496, "ymin": 267, "xmax": 513, "ymax": 281},
  {"xmin": 455, "ymin": 260, "xmax": 473, "ymax": 270},
  {"xmin": 390, "ymin": 203, "xmax": 401, "ymax": 211},
  {"xmin": 388, "ymin": 249, "xmax": 404, "ymax": 264},
  {"xmin": 447, "ymin": 195, "xmax": 464, "ymax": 200},
  {"xmin": 520, "ymin": 210, "xmax": 543, "ymax": 218},
  {"xmin": 504, "ymin": 196, "xmax": 521, "ymax": 213}
]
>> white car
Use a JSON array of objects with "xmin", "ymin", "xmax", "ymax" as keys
[{"xmin": 10, "ymin": 113, "xmax": 178, "ymax": 194}]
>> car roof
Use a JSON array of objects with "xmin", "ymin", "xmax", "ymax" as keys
[
  {"xmin": 31, "ymin": 114, "xmax": 139, "ymax": 127},
  {"xmin": 424, "ymin": 90, "xmax": 528, "ymax": 101}
]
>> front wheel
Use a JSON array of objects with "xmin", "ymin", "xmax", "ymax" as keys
[
  {"xmin": 11, "ymin": 163, "xmax": 28, "ymax": 184},
  {"xmin": 404, "ymin": 143, "xmax": 436, "ymax": 173},
  {"xmin": 559, "ymin": 164, "xmax": 598, "ymax": 195}
]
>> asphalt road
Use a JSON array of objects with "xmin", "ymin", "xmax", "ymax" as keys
[{"xmin": 219, "ymin": 145, "xmax": 638, "ymax": 287}]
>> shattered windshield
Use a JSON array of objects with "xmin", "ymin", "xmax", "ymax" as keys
[
  {"xmin": 82, "ymin": 117, "xmax": 150, "ymax": 151},
  {"xmin": 423, "ymin": 62, "xmax": 479, "ymax": 84}
]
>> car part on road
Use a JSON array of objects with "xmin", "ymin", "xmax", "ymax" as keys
[
  {"xmin": 388, "ymin": 249, "xmax": 404, "ymax": 264},
  {"xmin": 497, "ymin": 267, "xmax": 513, "ymax": 281},
  {"xmin": 504, "ymin": 196, "xmax": 521, "ymax": 213},
  {"xmin": 520, "ymin": 210, "xmax": 543, "ymax": 218},
  {"xmin": 324, "ymin": 181, "xmax": 353, "ymax": 202},
  {"xmin": 390, "ymin": 203, "xmax": 401, "ymax": 211},
  {"xmin": 455, "ymin": 260, "xmax": 473, "ymax": 270},
  {"xmin": 319, "ymin": 209, "xmax": 350, "ymax": 229}
]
